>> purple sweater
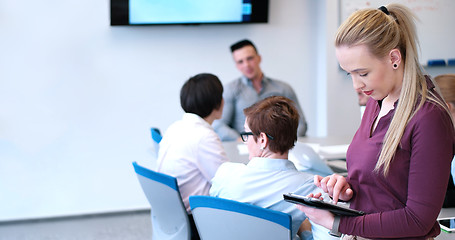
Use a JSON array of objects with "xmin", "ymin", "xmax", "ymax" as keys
[{"xmin": 340, "ymin": 79, "xmax": 455, "ymax": 239}]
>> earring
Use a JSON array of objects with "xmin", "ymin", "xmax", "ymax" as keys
[
  {"xmin": 393, "ymin": 63, "xmax": 398, "ymax": 69},
  {"xmin": 260, "ymin": 146, "xmax": 265, "ymax": 150}
]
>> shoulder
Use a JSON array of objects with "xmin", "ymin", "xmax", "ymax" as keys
[
  {"xmin": 412, "ymin": 100, "xmax": 452, "ymax": 126},
  {"xmin": 162, "ymin": 119, "xmax": 185, "ymax": 138},
  {"xmin": 195, "ymin": 124, "xmax": 221, "ymax": 143},
  {"xmin": 266, "ymin": 77, "xmax": 296, "ymax": 92},
  {"xmin": 291, "ymin": 171, "xmax": 316, "ymax": 183},
  {"xmin": 407, "ymin": 100, "xmax": 454, "ymax": 142},
  {"xmin": 291, "ymin": 174, "xmax": 320, "ymax": 194},
  {"xmin": 218, "ymin": 162, "xmax": 245, "ymax": 172},
  {"xmin": 213, "ymin": 162, "xmax": 246, "ymax": 180},
  {"xmin": 177, "ymin": 116, "xmax": 216, "ymax": 142},
  {"xmin": 277, "ymin": 169, "xmax": 316, "ymax": 188}
]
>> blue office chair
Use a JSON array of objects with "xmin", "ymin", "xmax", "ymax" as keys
[
  {"xmin": 151, "ymin": 127, "xmax": 162, "ymax": 144},
  {"xmin": 132, "ymin": 161, "xmax": 191, "ymax": 240},
  {"xmin": 189, "ymin": 196, "xmax": 292, "ymax": 240},
  {"xmin": 150, "ymin": 127, "xmax": 162, "ymax": 158}
]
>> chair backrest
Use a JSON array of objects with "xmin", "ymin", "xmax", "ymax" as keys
[
  {"xmin": 151, "ymin": 127, "xmax": 162, "ymax": 144},
  {"xmin": 132, "ymin": 161, "xmax": 190, "ymax": 240},
  {"xmin": 150, "ymin": 128, "xmax": 162, "ymax": 158},
  {"xmin": 189, "ymin": 196, "xmax": 292, "ymax": 240},
  {"xmin": 289, "ymin": 142, "xmax": 334, "ymax": 176}
]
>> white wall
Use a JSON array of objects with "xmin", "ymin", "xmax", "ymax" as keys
[
  {"xmin": 1, "ymin": 0, "xmax": 453, "ymax": 221},
  {"xmin": 325, "ymin": 1, "xmax": 363, "ymax": 137},
  {"xmin": 0, "ymin": 0, "xmax": 332, "ymax": 221}
]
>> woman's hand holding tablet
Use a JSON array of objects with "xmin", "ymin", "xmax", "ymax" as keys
[{"xmin": 283, "ymin": 193, "xmax": 365, "ymax": 216}]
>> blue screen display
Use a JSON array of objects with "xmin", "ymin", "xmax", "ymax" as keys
[
  {"xmin": 130, "ymin": 0, "xmax": 248, "ymax": 24},
  {"xmin": 111, "ymin": 0, "xmax": 268, "ymax": 25}
]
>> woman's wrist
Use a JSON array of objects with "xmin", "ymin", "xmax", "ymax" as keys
[{"xmin": 329, "ymin": 215, "xmax": 342, "ymax": 237}]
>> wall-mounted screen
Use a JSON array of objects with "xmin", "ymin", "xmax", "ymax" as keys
[{"xmin": 111, "ymin": 0, "xmax": 269, "ymax": 26}]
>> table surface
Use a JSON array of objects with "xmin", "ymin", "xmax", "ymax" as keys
[
  {"xmin": 299, "ymin": 135, "xmax": 353, "ymax": 160},
  {"xmin": 223, "ymin": 135, "xmax": 353, "ymax": 162},
  {"xmin": 222, "ymin": 141, "xmax": 249, "ymax": 164}
]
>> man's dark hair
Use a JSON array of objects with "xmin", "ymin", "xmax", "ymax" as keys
[
  {"xmin": 180, "ymin": 73, "xmax": 223, "ymax": 118},
  {"xmin": 230, "ymin": 39, "xmax": 258, "ymax": 53}
]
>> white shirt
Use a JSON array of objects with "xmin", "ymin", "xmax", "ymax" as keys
[
  {"xmin": 210, "ymin": 157, "xmax": 339, "ymax": 240},
  {"xmin": 157, "ymin": 113, "xmax": 228, "ymax": 212},
  {"xmin": 360, "ymin": 105, "xmax": 366, "ymax": 119}
]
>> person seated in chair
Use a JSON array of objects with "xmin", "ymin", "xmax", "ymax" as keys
[
  {"xmin": 156, "ymin": 73, "xmax": 229, "ymax": 239},
  {"xmin": 210, "ymin": 96, "xmax": 337, "ymax": 240}
]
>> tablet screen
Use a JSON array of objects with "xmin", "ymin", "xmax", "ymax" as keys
[
  {"xmin": 283, "ymin": 193, "xmax": 365, "ymax": 216},
  {"xmin": 438, "ymin": 217, "xmax": 455, "ymax": 232}
]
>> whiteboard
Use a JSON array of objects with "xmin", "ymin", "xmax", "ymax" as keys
[{"xmin": 340, "ymin": 0, "xmax": 455, "ymax": 66}]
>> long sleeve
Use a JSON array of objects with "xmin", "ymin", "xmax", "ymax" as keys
[{"xmin": 340, "ymin": 101, "xmax": 454, "ymax": 239}]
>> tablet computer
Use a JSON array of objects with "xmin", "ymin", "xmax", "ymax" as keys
[
  {"xmin": 283, "ymin": 193, "xmax": 365, "ymax": 216},
  {"xmin": 437, "ymin": 217, "xmax": 455, "ymax": 233}
]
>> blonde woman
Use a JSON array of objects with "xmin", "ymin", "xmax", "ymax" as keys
[{"xmin": 297, "ymin": 4, "xmax": 454, "ymax": 239}]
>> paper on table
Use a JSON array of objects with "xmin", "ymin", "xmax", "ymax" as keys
[
  {"xmin": 304, "ymin": 143, "xmax": 320, "ymax": 153},
  {"xmin": 237, "ymin": 144, "xmax": 249, "ymax": 155},
  {"xmin": 326, "ymin": 159, "xmax": 347, "ymax": 168},
  {"xmin": 318, "ymin": 144, "xmax": 349, "ymax": 154}
]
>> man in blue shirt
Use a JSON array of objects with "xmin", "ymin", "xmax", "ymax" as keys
[
  {"xmin": 213, "ymin": 39, "xmax": 308, "ymax": 141},
  {"xmin": 210, "ymin": 96, "xmax": 337, "ymax": 240}
]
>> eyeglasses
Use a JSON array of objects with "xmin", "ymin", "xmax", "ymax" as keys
[
  {"xmin": 240, "ymin": 132, "xmax": 254, "ymax": 142},
  {"xmin": 239, "ymin": 131, "xmax": 274, "ymax": 142}
]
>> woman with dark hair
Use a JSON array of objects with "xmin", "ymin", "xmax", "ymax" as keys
[{"xmin": 156, "ymin": 73, "xmax": 229, "ymax": 239}]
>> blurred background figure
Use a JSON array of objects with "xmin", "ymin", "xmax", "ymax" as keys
[
  {"xmin": 213, "ymin": 39, "xmax": 308, "ymax": 141},
  {"xmin": 434, "ymin": 73, "xmax": 455, "ymax": 208},
  {"xmin": 355, "ymin": 88, "xmax": 370, "ymax": 118}
]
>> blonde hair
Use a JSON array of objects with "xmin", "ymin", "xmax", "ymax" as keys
[{"xmin": 335, "ymin": 4, "xmax": 448, "ymax": 176}]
